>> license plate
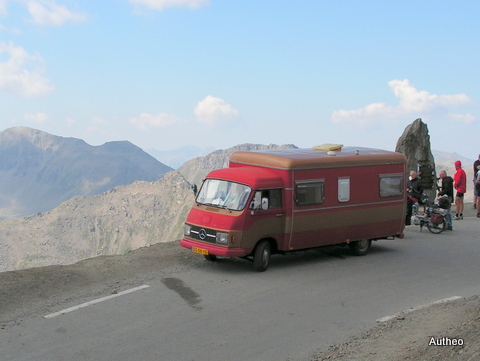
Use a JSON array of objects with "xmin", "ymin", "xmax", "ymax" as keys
[{"xmin": 192, "ymin": 246, "xmax": 209, "ymax": 255}]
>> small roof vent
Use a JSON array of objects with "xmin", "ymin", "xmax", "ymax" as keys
[{"xmin": 312, "ymin": 144, "xmax": 343, "ymax": 151}]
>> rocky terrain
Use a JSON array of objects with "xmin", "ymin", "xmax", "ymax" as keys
[
  {"xmin": 0, "ymin": 127, "xmax": 172, "ymax": 219},
  {"xmin": 0, "ymin": 171, "xmax": 195, "ymax": 272}
]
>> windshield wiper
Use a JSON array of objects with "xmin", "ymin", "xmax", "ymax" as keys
[
  {"xmin": 198, "ymin": 202, "xmax": 217, "ymax": 207},
  {"xmin": 199, "ymin": 202, "xmax": 233, "ymax": 212}
]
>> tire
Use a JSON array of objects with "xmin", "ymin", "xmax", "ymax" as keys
[
  {"xmin": 204, "ymin": 254, "xmax": 217, "ymax": 262},
  {"xmin": 427, "ymin": 220, "xmax": 446, "ymax": 234},
  {"xmin": 349, "ymin": 239, "xmax": 371, "ymax": 256},
  {"xmin": 253, "ymin": 240, "xmax": 271, "ymax": 272}
]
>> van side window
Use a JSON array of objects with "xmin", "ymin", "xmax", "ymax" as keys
[
  {"xmin": 338, "ymin": 177, "xmax": 350, "ymax": 202},
  {"xmin": 379, "ymin": 175, "xmax": 404, "ymax": 197},
  {"xmin": 295, "ymin": 181, "xmax": 324, "ymax": 206}
]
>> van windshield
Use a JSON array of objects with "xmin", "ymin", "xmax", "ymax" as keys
[{"xmin": 196, "ymin": 179, "xmax": 252, "ymax": 211}]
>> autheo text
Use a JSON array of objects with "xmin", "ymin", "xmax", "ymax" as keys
[{"xmin": 429, "ymin": 337, "xmax": 464, "ymax": 346}]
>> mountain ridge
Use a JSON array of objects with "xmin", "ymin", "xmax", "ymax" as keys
[{"xmin": 0, "ymin": 126, "xmax": 173, "ymax": 219}]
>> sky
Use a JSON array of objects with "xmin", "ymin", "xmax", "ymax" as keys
[{"xmin": 1, "ymin": 0, "xmax": 479, "ymax": 160}]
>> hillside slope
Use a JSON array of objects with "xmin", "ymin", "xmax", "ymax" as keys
[{"xmin": 0, "ymin": 171, "xmax": 194, "ymax": 272}]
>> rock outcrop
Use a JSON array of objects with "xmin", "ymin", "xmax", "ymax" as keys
[{"xmin": 395, "ymin": 119, "xmax": 436, "ymax": 200}]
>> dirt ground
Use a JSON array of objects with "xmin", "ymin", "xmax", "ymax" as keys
[{"xmin": 1, "ymin": 213, "xmax": 480, "ymax": 360}]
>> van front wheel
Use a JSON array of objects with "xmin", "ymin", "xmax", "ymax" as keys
[
  {"xmin": 253, "ymin": 240, "xmax": 271, "ymax": 272},
  {"xmin": 204, "ymin": 254, "xmax": 217, "ymax": 262},
  {"xmin": 349, "ymin": 239, "xmax": 371, "ymax": 256}
]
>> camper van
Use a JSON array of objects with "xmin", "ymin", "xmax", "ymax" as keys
[{"xmin": 180, "ymin": 145, "xmax": 406, "ymax": 271}]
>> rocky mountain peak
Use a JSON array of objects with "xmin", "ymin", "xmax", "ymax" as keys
[{"xmin": 1, "ymin": 126, "xmax": 70, "ymax": 152}]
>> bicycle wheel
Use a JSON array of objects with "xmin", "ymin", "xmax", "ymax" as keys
[{"xmin": 427, "ymin": 220, "xmax": 446, "ymax": 234}]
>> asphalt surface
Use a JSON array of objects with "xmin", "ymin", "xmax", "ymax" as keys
[{"xmin": 1, "ymin": 205, "xmax": 479, "ymax": 361}]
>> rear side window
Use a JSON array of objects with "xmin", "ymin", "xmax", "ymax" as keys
[
  {"xmin": 296, "ymin": 181, "xmax": 324, "ymax": 206},
  {"xmin": 379, "ymin": 175, "xmax": 404, "ymax": 197},
  {"xmin": 338, "ymin": 177, "xmax": 350, "ymax": 202}
]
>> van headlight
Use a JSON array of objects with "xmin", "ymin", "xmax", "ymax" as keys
[
  {"xmin": 216, "ymin": 232, "xmax": 228, "ymax": 244},
  {"xmin": 184, "ymin": 224, "xmax": 191, "ymax": 236}
]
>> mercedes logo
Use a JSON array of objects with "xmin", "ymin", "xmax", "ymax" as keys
[{"xmin": 199, "ymin": 229, "xmax": 207, "ymax": 240}]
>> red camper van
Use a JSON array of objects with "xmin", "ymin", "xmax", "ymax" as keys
[{"xmin": 180, "ymin": 145, "xmax": 406, "ymax": 271}]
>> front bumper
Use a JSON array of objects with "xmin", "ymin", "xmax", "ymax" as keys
[{"xmin": 180, "ymin": 238, "xmax": 249, "ymax": 257}]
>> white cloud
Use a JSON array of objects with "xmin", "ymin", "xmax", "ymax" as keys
[
  {"xmin": 24, "ymin": 112, "xmax": 49, "ymax": 123},
  {"xmin": 0, "ymin": 23, "xmax": 22, "ymax": 34},
  {"xmin": 331, "ymin": 79, "xmax": 474, "ymax": 125},
  {"xmin": 129, "ymin": 0, "xmax": 210, "ymax": 12},
  {"xmin": 194, "ymin": 95, "xmax": 239, "ymax": 125},
  {"xmin": 0, "ymin": 0, "xmax": 8, "ymax": 16},
  {"xmin": 129, "ymin": 112, "xmax": 181, "ymax": 129},
  {"xmin": 0, "ymin": 41, "xmax": 54, "ymax": 97},
  {"xmin": 448, "ymin": 113, "xmax": 475, "ymax": 124},
  {"xmin": 24, "ymin": 0, "xmax": 87, "ymax": 26}
]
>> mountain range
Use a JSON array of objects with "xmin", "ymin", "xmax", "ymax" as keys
[{"xmin": 0, "ymin": 127, "xmax": 173, "ymax": 219}]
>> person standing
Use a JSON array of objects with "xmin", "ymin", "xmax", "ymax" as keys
[
  {"xmin": 474, "ymin": 154, "xmax": 480, "ymax": 209},
  {"xmin": 476, "ymin": 164, "xmax": 480, "ymax": 217},
  {"xmin": 405, "ymin": 170, "xmax": 423, "ymax": 226},
  {"xmin": 407, "ymin": 170, "xmax": 423, "ymax": 203},
  {"xmin": 438, "ymin": 170, "xmax": 454, "ymax": 230},
  {"xmin": 453, "ymin": 160, "xmax": 467, "ymax": 220}
]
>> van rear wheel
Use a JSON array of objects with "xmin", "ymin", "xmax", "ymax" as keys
[
  {"xmin": 253, "ymin": 240, "xmax": 271, "ymax": 272},
  {"xmin": 349, "ymin": 239, "xmax": 371, "ymax": 256}
]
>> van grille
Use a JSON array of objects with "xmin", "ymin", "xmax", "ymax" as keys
[{"xmin": 189, "ymin": 226, "xmax": 217, "ymax": 243}]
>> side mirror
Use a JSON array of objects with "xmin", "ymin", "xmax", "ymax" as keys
[
  {"xmin": 250, "ymin": 192, "xmax": 268, "ymax": 213},
  {"xmin": 261, "ymin": 197, "xmax": 269, "ymax": 210}
]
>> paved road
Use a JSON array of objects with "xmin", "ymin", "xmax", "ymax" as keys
[{"xmin": 2, "ymin": 216, "xmax": 480, "ymax": 361}]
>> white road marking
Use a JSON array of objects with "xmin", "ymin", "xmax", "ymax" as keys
[
  {"xmin": 376, "ymin": 296, "xmax": 463, "ymax": 323},
  {"xmin": 43, "ymin": 285, "xmax": 150, "ymax": 319}
]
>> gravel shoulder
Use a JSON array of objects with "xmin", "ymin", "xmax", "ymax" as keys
[
  {"xmin": 311, "ymin": 295, "xmax": 480, "ymax": 361},
  {"xmin": 1, "ymin": 210, "xmax": 480, "ymax": 360}
]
